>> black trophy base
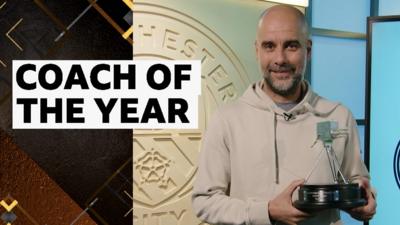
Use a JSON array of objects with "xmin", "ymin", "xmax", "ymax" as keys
[{"xmin": 294, "ymin": 183, "xmax": 366, "ymax": 211}]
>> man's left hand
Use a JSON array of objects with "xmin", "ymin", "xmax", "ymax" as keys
[{"xmin": 346, "ymin": 177, "xmax": 377, "ymax": 221}]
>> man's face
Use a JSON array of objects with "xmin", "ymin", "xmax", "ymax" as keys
[{"xmin": 255, "ymin": 13, "xmax": 311, "ymax": 96}]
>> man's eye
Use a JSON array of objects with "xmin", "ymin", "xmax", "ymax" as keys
[
  {"xmin": 262, "ymin": 42, "xmax": 274, "ymax": 50},
  {"xmin": 287, "ymin": 42, "xmax": 300, "ymax": 50}
]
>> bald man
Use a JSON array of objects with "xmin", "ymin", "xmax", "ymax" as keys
[{"xmin": 192, "ymin": 5, "xmax": 376, "ymax": 225}]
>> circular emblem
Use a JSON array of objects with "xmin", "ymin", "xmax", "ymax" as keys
[
  {"xmin": 133, "ymin": 2, "xmax": 249, "ymax": 224},
  {"xmin": 393, "ymin": 139, "xmax": 400, "ymax": 189},
  {"xmin": 134, "ymin": 1, "xmax": 249, "ymax": 130}
]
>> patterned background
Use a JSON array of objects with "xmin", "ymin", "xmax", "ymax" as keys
[{"xmin": 0, "ymin": 0, "xmax": 133, "ymax": 224}]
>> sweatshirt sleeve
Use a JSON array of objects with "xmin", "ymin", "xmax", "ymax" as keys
[
  {"xmin": 340, "ymin": 111, "xmax": 370, "ymax": 182},
  {"xmin": 191, "ymin": 109, "xmax": 272, "ymax": 225}
]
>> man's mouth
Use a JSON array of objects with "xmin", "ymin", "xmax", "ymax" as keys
[{"xmin": 270, "ymin": 70, "xmax": 292, "ymax": 78}]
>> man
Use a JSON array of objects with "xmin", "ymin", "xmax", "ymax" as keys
[{"xmin": 192, "ymin": 4, "xmax": 376, "ymax": 225}]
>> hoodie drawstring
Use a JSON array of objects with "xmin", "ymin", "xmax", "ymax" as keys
[{"xmin": 274, "ymin": 113, "xmax": 279, "ymax": 184}]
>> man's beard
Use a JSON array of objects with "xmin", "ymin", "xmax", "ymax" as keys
[{"xmin": 263, "ymin": 66, "xmax": 302, "ymax": 97}]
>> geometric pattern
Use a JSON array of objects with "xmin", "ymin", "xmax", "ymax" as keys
[
  {"xmin": 0, "ymin": 0, "xmax": 133, "ymax": 224},
  {"xmin": 87, "ymin": 159, "xmax": 133, "ymax": 225}
]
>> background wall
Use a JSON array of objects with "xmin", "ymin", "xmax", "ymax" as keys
[{"xmin": 379, "ymin": 0, "xmax": 400, "ymax": 15}]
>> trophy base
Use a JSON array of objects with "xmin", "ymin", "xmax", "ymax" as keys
[{"xmin": 294, "ymin": 183, "xmax": 366, "ymax": 211}]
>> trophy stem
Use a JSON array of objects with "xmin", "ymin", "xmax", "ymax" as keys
[
  {"xmin": 333, "ymin": 149, "xmax": 349, "ymax": 184},
  {"xmin": 324, "ymin": 143, "xmax": 349, "ymax": 184},
  {"xmin": 324, "ymin": 143, "xmax": 339, "ymax": 183}
]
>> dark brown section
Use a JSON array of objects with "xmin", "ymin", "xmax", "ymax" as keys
[
  {"xmin": 0, "ymin": 129, "xmax": 97, "ymax": 225},
  {"xmin": 13, "ymin": 129, "xmax": 132, "ymax": 213}
]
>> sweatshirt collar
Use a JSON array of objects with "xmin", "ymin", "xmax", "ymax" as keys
[
  {"xmin": 252, "ymin": 79, "xmax": 316, "ymax": 116},
  {"xmin": 240, "ymin": 79, "xmax": 340, "ymax": 120}
]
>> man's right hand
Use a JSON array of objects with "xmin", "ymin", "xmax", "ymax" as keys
[{"xmin": 268, "ymin": 179, "xmax": 312, "ymax": 225}]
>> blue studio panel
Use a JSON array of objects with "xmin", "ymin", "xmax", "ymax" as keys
[
  {"xmin": 379, "ymin": 0, "xmax": 400, "ymax": 16},
  {"xmin": 311, "ymin": 36, "xmax": 366, "ymax": 120},
  {"xmin": 369, "ymin": 20, "xmax": 400, "ymax": 225},
  {"xmin": 312, "ymin": 0, "xmax": 370, "ymax": 33}
]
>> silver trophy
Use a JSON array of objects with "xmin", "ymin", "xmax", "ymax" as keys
[{"xmin": 294, "ymin": 121, "xmax": 366, "ymax": 211}]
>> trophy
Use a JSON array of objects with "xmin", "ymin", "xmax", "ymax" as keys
[{"xmin": 294, "ymin": 121, "xmax": 366, "ymax": 211}]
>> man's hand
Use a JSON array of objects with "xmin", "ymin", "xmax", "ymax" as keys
[
  {"xmin": 268, "ymin": 179, "xmax": 312, "ymax": 225},
  {"xmin": 346, "ymin": 177, "xmax": 377, "ymax": 221}
]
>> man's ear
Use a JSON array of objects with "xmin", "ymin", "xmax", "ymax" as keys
[
  {"xmin": 255, "ymin": 40, "xmax": 259, "ymax": 60},
  {"xmin": 306, "ymin": 39, "xmax": 312, "ymax": 60}
]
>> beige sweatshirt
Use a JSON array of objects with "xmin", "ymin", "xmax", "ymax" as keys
[{"xmin": 192, "ymin": 81, "xmax": 369, "ymax": 225}]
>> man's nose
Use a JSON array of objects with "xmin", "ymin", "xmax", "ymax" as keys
[{"xmin": 273, "ymin": 48, "xmax": 288, "ymax": 65}]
